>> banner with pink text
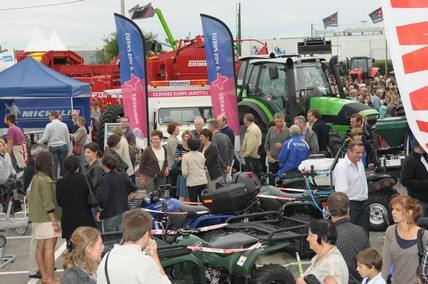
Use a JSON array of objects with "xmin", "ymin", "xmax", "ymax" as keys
[
  {"xmin": 201, "ymin": 14, "xmax": 240, "ymax": 149},
  {"xmin": 114, "ymin": 13, "xmax": 149, "ymax": 148}
]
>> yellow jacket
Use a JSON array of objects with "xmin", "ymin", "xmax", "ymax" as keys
[{"xmin": 241, "ymin": 122, "xmax": 262, "ymax": 159}]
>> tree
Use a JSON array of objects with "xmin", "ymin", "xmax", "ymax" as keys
[
  {"xmin": 95, "ymin": 31, "xmax": 159, "ymax": 64},
  {"xmin": 373, "ymin": 60, "xmax": 394, "ymax": 75}
]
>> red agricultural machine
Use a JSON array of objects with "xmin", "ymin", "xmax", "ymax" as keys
[{"xmin": 348, "ymin": 56, "xmax": 380, "ymax": 83}]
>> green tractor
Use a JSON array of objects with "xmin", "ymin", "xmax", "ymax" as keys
[{"xmin": 236, "ymin": 55, "xmax": 379, "ymax": 156}]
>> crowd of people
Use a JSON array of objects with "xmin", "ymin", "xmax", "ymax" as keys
[
  {"xmin": 1, "ymin": 75, "xmax": 428, "ymax": 283},
  {"xmin": 339, "ymin": 75, "xmax": 404, "ymax": 118}
]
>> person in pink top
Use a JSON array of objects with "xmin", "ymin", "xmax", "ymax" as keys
[{"xmin": 4, "ymin": 114, "xmax": 25, "ymax": 171}]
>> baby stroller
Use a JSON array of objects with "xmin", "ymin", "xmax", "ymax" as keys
[{"xmin": 0, "ymin": 172, "xmax": 29, "ymax": 235}]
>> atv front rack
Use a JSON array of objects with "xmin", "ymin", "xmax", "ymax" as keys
[{"xmin": 223, "ymin": 211, "xmax": 308, "ymax": 253}]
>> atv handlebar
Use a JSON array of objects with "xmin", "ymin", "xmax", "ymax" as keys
[{"xmin": 147, "ymin": 184, "xmax": 177, "ymax": 203}]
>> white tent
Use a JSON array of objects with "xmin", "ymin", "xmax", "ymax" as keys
[
  {"xmin": 24, "ymin": 27, "xmax": 49, "ymax": 52},
  {"xmin": 48, "ymin": 30, "xmax": 67, "ymax": 51},
  {"xmin": 24, "ymin": 28, "xmax": 68, "ymax": 52}
]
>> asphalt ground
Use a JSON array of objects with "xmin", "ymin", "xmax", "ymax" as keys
[{"xmin": 0, "ymin": 182, "xmax": 406, "ymax": 283}]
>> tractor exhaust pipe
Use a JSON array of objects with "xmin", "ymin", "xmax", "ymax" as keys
[{"xmin": 329, "ymin": 55, "xmax": 345, "ymax": 98}]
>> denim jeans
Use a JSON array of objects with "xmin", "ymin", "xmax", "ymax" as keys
[
  {"xmin": 102, "ymin": 213, "xmax": 124, "ymax": 232},
  {"xmin": 48, "ymin": 145, "xmax": 68, "ymax": 179}
]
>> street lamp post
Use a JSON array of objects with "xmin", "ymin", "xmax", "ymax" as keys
[{"xmin": 120, "ymin": 0, "xmax": 125, "ymax": 16}]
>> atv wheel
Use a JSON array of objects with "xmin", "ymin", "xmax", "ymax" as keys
[
  {"xmin": 97, "ymin": 105, "xmax": 124, "ymax": 150},
  {"xmin": 251, "ymin": 264, "xmax": 295, "ymax": 284},
  {"xmin": 369, "ymin": 193, "xmax": 392, "ymax": 231},
  {"xmin": 328, "ymin": 130, "xmax": 343, "ymax": 157}
]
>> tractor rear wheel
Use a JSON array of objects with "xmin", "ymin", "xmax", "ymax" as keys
[
  {"xmin": 97, "ymin": 105, "xmax": 124, "ymax": 150},
  {"xmin": 369, "ymin": 193, "xmax": 391, "ymax": 231},
  {"xmin": 328, "ymin": 130, "xmax": 343, "ymax": 157},
  {"xmin": 251, "ymin": 264, "xmax": 295, "ymax": 284}
]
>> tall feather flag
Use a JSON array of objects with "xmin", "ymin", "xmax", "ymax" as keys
[
  {"xmin": 201, "ymin": 14, "xmax": 240, "ymax": 150},
  {"xmin": 114, "ymin": 13, "xmax": 149, "ymax": 148},
  {"xmin": 323, "ymin": 12, "xmax": 338, "ymax": 29},
  {"xmin": 128, "ymin": 3, "xmax": 155, "ymax": 20},
  {"xmin": 369, "ymin": 7, "xmax": 383, "ymax": 23}
]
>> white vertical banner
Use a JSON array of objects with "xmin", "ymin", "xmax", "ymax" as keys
[{"xmin": 381, "ymin": 0, "xmax": 428, "ymax": 151}]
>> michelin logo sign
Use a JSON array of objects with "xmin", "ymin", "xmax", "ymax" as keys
[{"xmin": 1, "ymin": 98, "xmax": 89, "ymax": 128}]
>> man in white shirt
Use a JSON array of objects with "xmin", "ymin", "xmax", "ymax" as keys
[
  {"xmin": 38, "ymin": 111, "xmax": 71, "ymax": 178},
  {"xmin": 97, "ymin": 209, "xmax": 171, "ymax": 284},
  {"xmin": 334, "ymin": 140, "xmax": 370, "ymax": 235}
]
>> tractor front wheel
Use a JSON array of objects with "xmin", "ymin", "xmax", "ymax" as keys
[{"xmin": 251, "ymin": 264, "xmax": 296, "ymax": 284}]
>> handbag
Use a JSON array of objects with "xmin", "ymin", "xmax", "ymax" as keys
[
  {"xmin": 417, "ymin": 228, "xmax": 425, "ymax": 264},
  {"xmin": 128, "ymin": 143, "xmax": 140, "ymax": 159},
  {"xmin": 304, "ymin": 274, "xmax": 321, "ymax": 284},
  {"xmin": 84, "ymin": 174, "xmax": 98, "ymax": 207},
  {"xmin": 72, "ymin": 143, "xmax": 84, "ymax": 155}
]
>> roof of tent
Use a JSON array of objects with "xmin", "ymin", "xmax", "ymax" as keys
[{"xmin": 0, "ymin": 56, "xmax": 90, "ymax": 99}]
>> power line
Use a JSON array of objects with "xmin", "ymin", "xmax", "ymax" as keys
[{"xmin": 0, "ymin": 0, "xmax": 84, "ymax": 11}]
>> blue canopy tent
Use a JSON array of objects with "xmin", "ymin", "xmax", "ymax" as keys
[{"xmin": 0, "ymin": 56, "xmax": 90, "ymax": 129}]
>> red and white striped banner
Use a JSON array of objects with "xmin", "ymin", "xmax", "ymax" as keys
[
  {"xmin": 381, "ymin": 0, "xmax": 428, "ymax": 150},
  {"xmin": 142, "ymin": 208, "xmax": 210, "ymax": 215},
  {"xmin": 151, "ymin": 223, "xmax": 229, "ymax": 235},
  {"xmin": 257, "ymin": 194, "xmax": 296, "ymax": 201},
  {"xmin": 187, "ymin": 241, "xmax": 262, "ymax": 254},
  {"xmin": 277, "ymin": 187, "xmax": 306, "ymax": 192}
]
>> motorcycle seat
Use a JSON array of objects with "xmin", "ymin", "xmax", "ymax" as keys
[
  {"xmin": 179, "ymin": 204, "xmax": 210, "ymax": 213},
  {"xmin": 208, "ymin": 232, "xmax": 259, "ymax": 249}
]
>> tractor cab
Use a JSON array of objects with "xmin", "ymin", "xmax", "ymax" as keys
[
  {"xmin": 348, "ymin": 56, "xmax": 378, "ymax": 83},
  {"xmin": 241, "ymin": 56, "xmax": 333, "ymax": 124}
]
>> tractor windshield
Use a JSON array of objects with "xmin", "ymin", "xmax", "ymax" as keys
[
  {"xmin": 237, "ymin": 60, "xmax": 249, "ymax": 87},
  {"xmin": 294, "ymin": 64, "xmax": 331, "ymax": 96},
  {"xmin": 351, "ymin": 58, "xmax": 369, "ymax": 71}
]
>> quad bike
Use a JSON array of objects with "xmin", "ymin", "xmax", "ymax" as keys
[
  {"xmin": 271, "ymin": 142, "xmax": 399, "ymax": 231},
  {"xmin": 101, "ymin": 208, "xmax": 308, "ymax": 284},
  {"xmin": 258, "ymin": 171, "xmax": 331, "ymax": 223},
  {"xmin": 140, "ymin": 172, "xmax": 262, "ymax": 233},
  {"xmin": 258, "ymin": 134, "xmax": 399, "ymax": 231},
  {"xmin": 157, "ymin": 211, "xmax": 308, "ymax": 284}
]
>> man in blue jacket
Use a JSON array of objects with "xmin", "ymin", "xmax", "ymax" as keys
[{"xmin": 277, "ymin": 125, "xmax": 309, "ymax": 177}]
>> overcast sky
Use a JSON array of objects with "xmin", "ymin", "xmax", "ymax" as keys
[{"xmin": 0, "ymin": 0, "xmax": 383, "ymax": 51}]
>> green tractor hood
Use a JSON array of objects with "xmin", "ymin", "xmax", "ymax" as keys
[{"xmin": 310, "ymin": 97, "xmax": 379, "ymax": 135}]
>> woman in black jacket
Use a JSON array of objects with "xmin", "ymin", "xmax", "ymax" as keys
[
  {"xmin": 199, "ymin": 128, "xmax": 222, "ymax": 191},
  {"xmin": 57, "ymin": 155, "xmax": 96, "ymax": 247},
  {"xmin": 96, "ymin": 155, "xmax": 138, "ymax": 232},
  {"xmin": 83, "ymin": 142, "xmax": 104, "ymax": 231}
]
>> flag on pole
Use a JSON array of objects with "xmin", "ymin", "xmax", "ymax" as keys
[
  {"xmin": 114, "ymin": 13, "xmax": 149, "ymax": 148},
  {"xmin": 201, "ymin": 14, "xmax": 240, "ymax": 149},
  {"xmin": 322, "ymin": 12, "xmax": 338, "ymax": 29},
  {"xmin": 369, "ymin": 7, "xmax": 383, "ymax": 23},
  {"xmin": 128, "ymin": 3, "xmax": 155, "ymax": 20}
]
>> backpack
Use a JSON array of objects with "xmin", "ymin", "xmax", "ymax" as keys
[{"xmin": 128, "ymin": 143, "xmax": 140, "ymax": 159}]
